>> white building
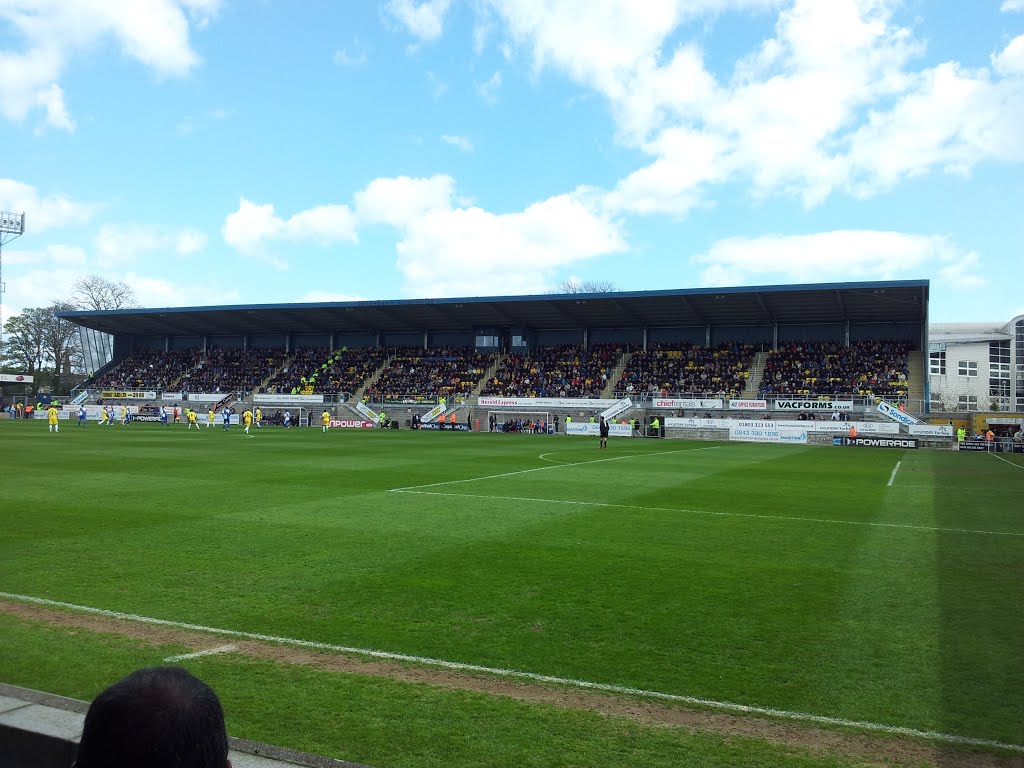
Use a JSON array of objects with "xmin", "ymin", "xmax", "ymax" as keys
[{"xmin": 928, "ymin": 316, "xmax": 1024, "ymax": 413}]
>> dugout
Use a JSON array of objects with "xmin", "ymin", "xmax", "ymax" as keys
[{"xmin": 58, "ymin": 279, "xmax": 930, "ymax": 390}]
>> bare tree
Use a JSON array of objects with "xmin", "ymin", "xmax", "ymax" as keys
[
  {"xmin": 72, "ymin": 274, "xmax": 140, "ymax": 311},
  {"xmin": 44, "ymin": 302, "xmax": 83, "ymax": 394},
  {"xmin": 552, "ymin": 278, "xmax": 618, "ymax": 294},
  {"xmin": 1, "ymin": 308, "xmax": 50, "ymax": 395}
]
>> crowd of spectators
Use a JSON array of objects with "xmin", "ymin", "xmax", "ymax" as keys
[
  {"xmin": 481, "ymin": 343, "xmax": 628, "ymax": 398},
  {"xmin": 758, "ymin": 340, "xmax": 912, "ymax": 397},
  {"xmin": 365, "ymin": 346, "xmax": 495, "ymax": 402},
  {"xmin": 261, "ymin": 346, "xmax": 389, "ymax": 396},
  {"xmin": 180, "ymin": 347, "xmax": 288, "ymax": 393},
  {"xmin": 615, "ymin": 343, "xmax": 754, "ymax": 397},
  {"xmin": 91, "ymin": 350, "xmax": 201, "ymax": 391}
]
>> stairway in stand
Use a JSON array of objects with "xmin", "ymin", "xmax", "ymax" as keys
[
  {"xmin": 601, "ymin": 352, "xmax": 632, "ymax": 399},
  {"xmin": 470, "ymin": 353, "xmax": 506, "ymax": 400},
  {"xmin": 741, "ymin": 351, "xmax": 769, "ymax": 398},
  {"xmin": 905, "ymin": 351, "xmax": 925, "ymax": 411},
  {"xmin": 352, "ymin": 354, "xmax": 392, "ymax": 402}
]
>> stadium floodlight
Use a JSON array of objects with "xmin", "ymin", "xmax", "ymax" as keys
[{"xmin": 0, "ymin": 211, "xmax": 26, "ymax": 352}]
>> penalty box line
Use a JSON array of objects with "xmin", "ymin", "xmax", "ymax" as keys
[
  {"xmin": 392, "ymin": 490, "xmax": 1024, "ymax": 538},
  {"xmin": 1, "ymin": 591, "xmax": 1020, "ymax": 754},
  {"xmin": 387, "ymin": 446, "xmax": 720, "ymax": 493}
]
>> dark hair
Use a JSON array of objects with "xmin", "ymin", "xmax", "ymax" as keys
[{"xmin": 75, "ymin": 666, "xmax": 228, "ymax": 768}]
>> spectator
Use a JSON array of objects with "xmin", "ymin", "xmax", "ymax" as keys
[{"xmin": 74, "ymin": 666, "xmax": 231, "ymax": 768}]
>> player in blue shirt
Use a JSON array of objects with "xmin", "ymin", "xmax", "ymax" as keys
[
  {"xmin": 78, "ymin": 405, "xmax": 87, "ymax": 427},
  {"xmin": 222, "ymin": 408, "xmax": 231, "ymax": 430}
]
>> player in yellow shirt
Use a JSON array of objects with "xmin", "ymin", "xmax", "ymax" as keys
[
  {"xmin": 186, "ymin": 408, "xmax": 200, "ymax": 430},
  {"xmin": 47, "ymin": 403, "xmax": 60, "ymax": 433},
  {"xmin": 321, "ymin": 410, "xmax": 331, "ymax": 432},
  {"xmin": 255, "ymin": 407, "xmax": 263, "ymax": 429},
  {"xmin": 207, "ymin": 408, "xmax": 215, "ymax": 428},
  {"xmin": 242, "ymin": 409, "xmax": 253, "ymax": 434},
  {"xmin": 120, "ymin": 405, "xmax": 129, "ymax": 426}
]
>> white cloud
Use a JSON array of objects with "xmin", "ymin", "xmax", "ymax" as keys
[
  {"xmin": 121, "ymin": 272, "xmax": 239, "ymax": 308},
  {"xmin": 0, "ymin": 0, "xmax": 214, "ymax": 131},
  {"xmin": 334, "ymin": 39, "xmax": 368, "ymax": 67},
  {"xmin": 0, "ymin": 179, "xmax": 99, "ymax": 231},
  {"xmin": 0, "ymin": 243, "xmax": 87, "ymax": 268},
  {"xmin": 386, "ymin": 0, "xmax": 452, "ymax": 42},
  {"xmin": 316, "ymin": 174, "xmax": 627, "ymax": 296},
  {"xmin": 94, "ymin": 223, "xmax": 208, "ymax": 267},
  {"xmin": 489, "ymin": 0, "xmax": 1024, "ymax": 213},
  {"xmin": 222, "ymin": 198, "xmax": 358, "ymax": 265},
  {"xmin": 354, "ymin": 175, "xmax": 454, "ymax": 227},
  {"xmin": 692, "ymin": 231, "xmax": 984, "ymax": 289},
  {"xmin": 1001, "ymin": 0, "xmax": 1024, "ymax": 11},
  {"xmin": 441, "ymin": 134, "xmax": 475, "ymax": 152},
  {"xmin": 477, "ymin": 70, "xmax": 502, "ymax": 105}
]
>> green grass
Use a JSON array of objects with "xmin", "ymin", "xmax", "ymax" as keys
[{"xmin": 2, "ymin": 419, "xmax": 1023, "ymax": 759}]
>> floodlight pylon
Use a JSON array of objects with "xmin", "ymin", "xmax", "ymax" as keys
[{"xmin": 0, "ymin": 212, "xmax": 26, "ymax": 352}]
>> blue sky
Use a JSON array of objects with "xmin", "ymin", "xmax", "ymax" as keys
[{"xmin": 1, "ymin": 0, "xmax": 1022, "ymax": 323}]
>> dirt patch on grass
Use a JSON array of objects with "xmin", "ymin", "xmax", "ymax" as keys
[{"xmin": 2, "ymin": 599, "xmax": 1020, "ymax": 768}]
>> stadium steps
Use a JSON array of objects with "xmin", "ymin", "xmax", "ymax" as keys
[
  {"xmin": 470, "ymin": 354, "xmax": 506, "ymax": 399},
  {"xmin": 602, "ymin": 352, "xmax": 632, "ymax": 399},
  {"xmin": 352, "ymin": 356, "xmax": 392, "ymax": 401},
  {"xmin": 905, "ymin": 351, "xmax": 925, "ymax": 409},
  {"xmin": 742, "ymin": 351, "xmax": 769, "ymax": 397}
]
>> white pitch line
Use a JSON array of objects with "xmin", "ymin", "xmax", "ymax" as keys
[
  {"xmin": 387, "ymin": 446, "xmax": 719, "ymax": 492},
  {"xmin": 886, "ymin": 461, "xmax": 901, "ymax": 487},
  {"xmin": 164, "ymin": 644, "xmax": 237, "ymax": 662},
  {"xmin": 391, "ymin": 489, "xmax": 1024, "ymax": 537},
  {"xmin": 989, "ymin": 451, "xmax": 1024, "ymax": 470},
  {"xmin": 0, "ymin": 592, "xmax": 1019, "ymax": 753}
]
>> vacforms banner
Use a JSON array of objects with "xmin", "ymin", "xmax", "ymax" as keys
[{"xmin": 774, "ymin": 399, "xmax": 854, "ymax": 411}]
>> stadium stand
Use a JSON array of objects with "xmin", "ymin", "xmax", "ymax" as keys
[
  {"xmin": 614, "ymin": 343, "xmax": 753, "ymax": 397},
  {"xmin": 179, "ymin": 347, "xmax": 288, "ymax": 394},
  {"xmin": 482, "ymin": 343, "xmax": 628, "ymax": 398},
  {"xmin": 758, "ymin": 340, "xmax": 912, "ymax": 397},
  {"xmin": 261, "ymin": 346, "xmax": 389, "ymax": 396},
  {"xmin": 91, "ymin": 350, "xmax": 200, "ymax": 391},
  {"xmin": 365, "ymin": 346, "xmax": 495, "ymax": 403}
]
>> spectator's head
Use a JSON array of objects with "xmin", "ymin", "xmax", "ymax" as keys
[{"xmin": 75, "ymin": 666, "xmax": 230, "ymax": 768}]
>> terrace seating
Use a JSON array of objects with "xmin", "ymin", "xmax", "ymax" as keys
[
  {"xmin": 481, "ymin": 343, "xmax": 628, "ymax": 398},
  {"xmin": 91, "ymin": 350, "xmax": 200, "ymax": 391},
  {"xmin": 757, "ymin": 340, "xmax": 912, "ymax": 397},
  {"xmin": 179, "ymin": 347, "xmax": 288, "ymax": 394},
  {"xmin": 614, "ymin": 343, "xmax": 754, "ymax": 397},
  {"xmin": 262, "ymin": 346, "xmax": 389, "ymax": 395},
  {"xmin": 365, "ymin": 346, "xmax": 496, "ymax": 403}
]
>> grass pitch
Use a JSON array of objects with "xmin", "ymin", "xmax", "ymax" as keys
[{"xmin": 1, "ymin": 419, "xmax": 1022, "ymax": 764}]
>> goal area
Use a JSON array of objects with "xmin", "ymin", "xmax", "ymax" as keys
[{"xmin": 487, "ymin": 410, "xmax": 552, "ymax": 433}]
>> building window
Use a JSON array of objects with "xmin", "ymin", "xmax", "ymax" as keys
[
  {"xmin": 958, "ymin": 361, "xmax": 978, "ymax": 377},
  {"xmin": 957, "ymin": 394, "xmax": 978, "ymax": 410},
  {"xmin": 929, "ymin": 351, "xmax": 946, "ymax": 375}
]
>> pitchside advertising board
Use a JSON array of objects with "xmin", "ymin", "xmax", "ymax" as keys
[
  {"xmin": 329, "ymin": 419, "xmax": 376, "ymax": 429},
  {"xmin": 909, "ymin": 424, "xmax": 954, "ymax": 437},
  {"xmin": 651, "ymin": 398, "xmax": 724, "ymax": 410},
  {"xmin": 728, "ymin": 399, "xmax": 768, "ymax": 411},
  {"xmin": 773, "ymin": 399, "xmax": 854, "ymax": 412},
  {"xmin": 421, "ymin": 422, "xmax": 471, "ymax": 431},
  {"xmin": 0, "ymin": 374, "xmax": 34, "ymax": 383},
  {"xmin": 728, "ymin": 420, "xmax": 808, "ymax": 444},
  {"xmin": 833, "ymin": 436, "xmax": 919, "ymax": 449},
  {"xmin": 665, "ymin": 417, "xmax": 898, "ymax": 435},
  {"xmin": 101, "ymin": 390, "xmax": 156, "ymax": 399},
  {"xmin": 253, "ymin": 393, "xmax": 325, "ymax": 405},
  {"xmin": 565, "ymin": 423, "xmax": 633, "ymax": 437}
]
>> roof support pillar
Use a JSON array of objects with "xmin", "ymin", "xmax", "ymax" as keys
[
  {"xmin": 584, "ymin": 328, "xmax": 588, "ymax": 349},
  {"xmin": 329, "ymin": 332, "xmax": 335, "ymax": 351},
  {"xmin": 424, "ymin": 330, "xmax": 428, "ymax": 350},
  {"xmin": 165, "ymin": 337, "xmax": 169, "ymax": 353},
  {"xmin": 845, "ymin": 321, "xmax": 850, "ymax": 346},
  {"xmin": 203, "ymin": 335, "xmax": 208, "ymax": 354},
  {"xmin": 773, "ymin": 324, "xmax": 778, "ymax": 350},
  {"xmin": 706, "ymin": 325, "xmax": 711, "ymax": 347},
  {"xmin": 643, "ymin": 327, "xmax": 648, "ymax": 352}
]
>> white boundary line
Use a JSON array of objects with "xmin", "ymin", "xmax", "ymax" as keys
[
  {"xmin": 886, "ymin": 461, "xmax": 901, "ymax": 487},
  {"xmin": 391, "ymin": 490, "xmax": 1024, "ymax": 538},
  {"xmin": 0, "ymin": 591, "xmax": 1019, "ymax": 753},
  {"xmin": 989, "ymin": 452, "xmax": 1024, "ymax": 470},
  {"xmin": 164, "ymin": 644, "xmax": 237, "ymax": 662},
  {"xmin": 387, "ymin": 446, "xmax": 719, "ymax": 492}
]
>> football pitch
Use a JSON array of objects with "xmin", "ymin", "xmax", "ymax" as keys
[{"xmin": 1, "ymin": 420, "xmax": 1022, "ymax": 766}]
